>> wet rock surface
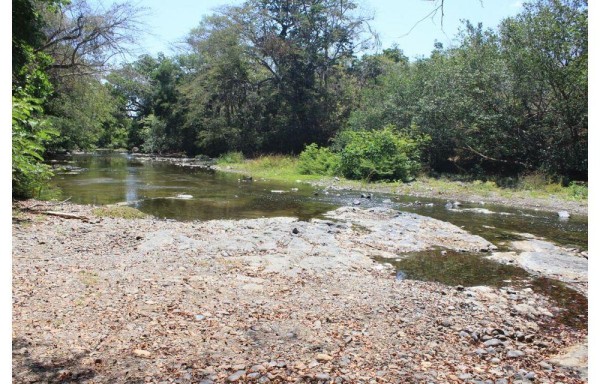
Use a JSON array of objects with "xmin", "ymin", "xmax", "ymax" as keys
[
  {"xmin": 12, "ymin": 201, "xmax": 587, "ymax": 383},
  {"xmin": 489, "ymin": 236, "xmax": 588, "ymax": 295}
]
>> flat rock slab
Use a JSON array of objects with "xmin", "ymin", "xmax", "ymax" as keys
[
  {"xmin": 489, "ymin": 238, "xmax": 587, "ymax": 294},
  {"xmin": 325, "ymin": 206, "xmax": 497, "ymax": 255},
  {"xmin": 135, "ymin": 207, "xmax": 496, "ymax": 276}
]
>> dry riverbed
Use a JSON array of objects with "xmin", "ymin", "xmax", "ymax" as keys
[{"xmin": 12, "ymin": 201, "xmax": 587, "ymax": 383}]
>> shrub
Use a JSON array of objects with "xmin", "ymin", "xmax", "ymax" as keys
[
  {"xmin": 337, "ymin": 126, "xmax": 428, "ymax": 182},
  {"xmin": 12, "ymin": 96, "xmax": 57, "ymax": 198},
  {"xmin": 297, "ymin": 144, "xmax": 340, "ymax": 175}
]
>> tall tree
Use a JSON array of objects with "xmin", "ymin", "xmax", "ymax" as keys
[{"xmin": 500, "ymin": 0, "xmax": 587, "ymax": 178}]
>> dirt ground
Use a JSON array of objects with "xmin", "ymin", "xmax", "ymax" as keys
[{"xmin": 12, "ymin": 201, "xmax": 587, "ymax": 383}]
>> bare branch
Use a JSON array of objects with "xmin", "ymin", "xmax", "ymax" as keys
[{"xmin": 37, "ymin": 0, "xmax": 148, "ymax": 76}]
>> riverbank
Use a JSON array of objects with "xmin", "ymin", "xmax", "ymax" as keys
[
  {"xmin": 210, "ymin": 156, "xmax": 588, "ymax": 217},
  {"xmin": 13, "ymin": 200, "xmax": 588, "ymax": 383}
]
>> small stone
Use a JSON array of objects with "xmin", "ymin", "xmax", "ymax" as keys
[
  {"xmin": 491, "ymin": 358, "xmax": 501, "ymax": 364},
  {"xmin": 195, "ymin": 314, "xmax": 206, "ymax": 321},
  {"xmin": 315, "ymin": 373, "xmax": 330, "ymax": 380},
  {"xmin": 133, "ymin": 349, "xmax": 152, "ymax": 358},
  {"xmin": 474, "ymin": 349, "xmax": 488, "ymax": 356},
  {"xmin": 247, "ymin": 373, "xmax": 261, "ymax": 379},
  {"xmin": 507, "ymin": 350, "xmax": 525, "ymax": 358},
  {"xmin": 484, "ymin": 339, "xmax": 503, "ymax": 347},
  {"xmin": 456, "ymin": 285, "xmax": 464, "ymax": 291},
  {"xmin": 316, "ymin": 353, "xmax": 333, "ymax": 362},
  {"xmin": 440, "ymin": 319, "xmax": 452, "ymax": 327},
  {"xmin": 557, "ymin": 211, "xmax": 570, "ymax": 219},
  {"xmin": 292, "ymin": 228, "xmax": 299, "ymax": 234},
  {"xmin": 339, "ymin": 356, "xmax": 351, "ymax": 366},
  {"xmin": 249, "ymin": 364, "xmax": 264, "ymax": 373},
  {"xmin": 226, "ymin": 370, "xmax": 246, "ymax": 382},
  {"xmin": 525, "ymin": 371, "xmax": 536, "ymax": 380},
  {"xmin": 539, "ymin": 361, "xmax": 552, "ymax": 370},
  {"xmin": 524, "ymin": 334, "xmax": 535, "ymax": 343},
  {"xmin": 352, "ymin": 200, "xmax": 361, "ymax": 205}
]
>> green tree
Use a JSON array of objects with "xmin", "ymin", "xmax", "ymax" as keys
[
  {"xmin": 500, "ymin": 0, "xmax": 587, "ymax": 178},
  {"xmin": 45, "ymin": 76, "xmax": 126, "ymax": 151}
]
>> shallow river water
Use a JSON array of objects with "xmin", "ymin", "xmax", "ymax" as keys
[{"xmin": 45, "ymin": 153, "xmax": 587, "ymax": 247}]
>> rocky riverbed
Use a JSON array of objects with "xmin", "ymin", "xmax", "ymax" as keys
[{"xmin": 12, "ymin": 201, "xmax": 587, "ymax": 383}]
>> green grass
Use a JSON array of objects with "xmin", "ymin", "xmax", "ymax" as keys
[
  {"xmin": 216, "ymin": 151, "xmax": 245, "ymax": 164},
  {"xmin": 218, "ymin": 154, "xmax": 324, "ymax": 183},
  {"xmin": 92, "ymin": 205, "xmax": 150, "ymax": 219},
  {"xmin": 216, "ymin": 155, "xmax": 587, "ymax": 204}
]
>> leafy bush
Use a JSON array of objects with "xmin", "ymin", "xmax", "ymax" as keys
[
  {"xmin": 298, "ymin": 144, "xmax": 340, "ymax": 175},
  {"xmin": 337, "ymin": 126, "xmax": 428, "ymax": 182},
  {"xmin": 12, "ymin": 96, "xmax": 57, "ymax": 198}
]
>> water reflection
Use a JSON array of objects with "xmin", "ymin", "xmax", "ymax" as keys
[{"xmin": 45, "ymin": 153, "xmax": 587, "ymax": 250}]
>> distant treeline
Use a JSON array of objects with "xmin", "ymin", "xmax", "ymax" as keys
[{"xmin": 12, "ymin": 0, "xmax": 587, "ymax": 197}]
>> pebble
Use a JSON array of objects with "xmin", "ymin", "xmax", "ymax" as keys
[
  {"xmin": 316, "ymin": 353, "xmax": 333, "ymax": 362},
  {"xmin": 226, "ymin": 370, "xmax": 246, "ymax": 382},
  {"xmin": 315, "ymin": 373, "xmax": 330, "ymax": 380},
  {"xmin": 507, "ymin": 350, "xmax": 525, "ymax": 358},
  {"xmin": 132, "ymin": 349, "xmax": 152, "ymax": 358},
  {"xmin": 483, "ymin": 338, "xmax": 503, "ymax": 347}
]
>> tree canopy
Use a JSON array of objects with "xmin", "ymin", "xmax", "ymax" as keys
[{"xmin": 12, "ymin": 0, "xmax": 588, "ymax": 197}]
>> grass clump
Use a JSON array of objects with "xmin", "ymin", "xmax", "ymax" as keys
[
  {"xmin": 217, "ymin": 151, "xmax": 245, "ymax": 164},
  {"xmin": 92, "ymin": 205, "xmax": 149, "ymax": 219}
]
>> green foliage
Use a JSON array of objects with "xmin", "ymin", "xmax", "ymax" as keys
[
  {"xmin": 347, "ymin": 1, "xmax": 587, "ymax": 180},
  {"xmin": 297, "ymin": 144, "xmax": 340, "ymax": 176},
  {"xmin": 139, "ymin": 114, "xmax": 169, "ymax": 154},
  {"xmin": 217, "ymin": 151, "xmax": 245, "ymax": 164},
  {"xmin": 12, "ymin": 96, "xmax": 57, "ymax": 197},
  {"xmin": 47, "ymin": 77, "xmax": 125, "ymax": 151},
  {"xmin": 566, "ymin": 182, "xmax": 587, "ymax": 200},
  {"xmin": 337, "ymin": 126, "xmax": 428, "ymax": 182}
]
